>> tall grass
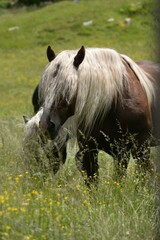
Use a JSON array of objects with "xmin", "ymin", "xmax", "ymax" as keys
[{"xmin": 0, "ymin": 119, "xmax": 157, "ymax": 239}]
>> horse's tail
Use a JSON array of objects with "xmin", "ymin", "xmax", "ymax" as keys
[{"xmin": 121, "ymin": 54, "xmax": 155, "ymax": 107}]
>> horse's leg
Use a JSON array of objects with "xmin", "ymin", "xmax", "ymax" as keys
[
  {"xmin": 61, "ymin": 145, "xmax": 67, "ymax": 164},
  {"xmin": 110, "ymin": 136, "xmax": 131, "ymax": 180},
  {"xmin": 113, "ymin": 150, "xmax": 130, "ymax": 180},
  {"xmin": 76, "ymin": 148, "xmax": 99, "ymax": 187},
  {"xmin": 50, "ymin": 144, "xmax": 67, "ymax": 174},
  {"xmin": 131, "ymin": 139, "xmax": 153, "ymax": 175},
  {"xmin": 40, "ymin": 137, "xmax": 67, "ymax": 174}
]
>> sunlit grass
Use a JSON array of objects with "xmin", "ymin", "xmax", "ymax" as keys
[
  {"xmin": 0, "ymin": 166, "xmax": 156, "ymax": 240},
  {"xmin": 0, "ymin": 0, "xmax": 155, "ymax": 120},
  {"xmin": 0, "ymin": 120, "xmax": 157, "ymax": 240}
]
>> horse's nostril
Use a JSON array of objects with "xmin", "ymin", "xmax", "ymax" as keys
[
  {"xmin": 39, "ymin": 115, "xmax": 58, "ymax": 140},
  {"xmin": 48, "ymin": 120, "xmax": 55, "ymax": 130}
]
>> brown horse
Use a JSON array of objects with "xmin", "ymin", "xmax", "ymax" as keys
[
  {"xmin": 135, "ymin": 60, "xmax": 160, "ymax": 145},
  {"xmin": 34, "ymin": 46, "xmax": 159, "ymax": 183}
]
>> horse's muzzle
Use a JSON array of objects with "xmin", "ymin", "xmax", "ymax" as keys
[{"xmin": 39, "ymin": 115, "xmax": 59, "ymax": 140}]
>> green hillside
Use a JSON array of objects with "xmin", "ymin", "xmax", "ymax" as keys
[{"xmin": 0, "ymin": 0, "xmax": 155, "ymax": 119}]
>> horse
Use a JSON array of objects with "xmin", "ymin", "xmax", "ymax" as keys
[
  {"xmin": 135, "ymin": 60, "xmax": 160, "ymax": 145},
  {"xmin": 23, "ymin": 47, "xmax": 68, "ymax": 174},
  {"xmin": 32, "ymin": 84, "xmax": 40, "ymax": 113},
  {"xmin": 31, "ymin": 47, "xmax": 56, "ymax": 114},
  {"xmin": 32, "ymin": 46, "xmax": 160, "ymax": 184}
]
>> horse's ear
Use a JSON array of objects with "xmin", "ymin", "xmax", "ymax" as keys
[
  {"xmin": 74, "ymin": 46, "xmax": 85, "ymax": 69},
  {"xmin": 47, "ymin": 46, "xmax": 56, "ymax": 62},
  {"xmin": 23, "ymin": 115, "xmax": 30, "ymax": 124}
]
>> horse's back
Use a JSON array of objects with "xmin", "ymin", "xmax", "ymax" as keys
[{"xmin": 136, "ymin": 60, "xmax": 160, "ymax": 145}]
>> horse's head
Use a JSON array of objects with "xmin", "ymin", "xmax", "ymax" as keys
[
  {"xmin": 39, "ymin": 96, "xmax": 76, "ymax": 139},
  {"xmin": 39, "ymin": 46, "xmax": 85, "ymax": 140}
]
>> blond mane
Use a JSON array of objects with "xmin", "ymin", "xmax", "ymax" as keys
[{"xmin": 39, "ymin": 48, "xmax": 155, "ymax": 137}]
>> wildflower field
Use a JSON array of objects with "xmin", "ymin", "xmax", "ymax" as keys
[{"xmin": 0, "ymin": 0, "xmax": 159, "ymax": 239}]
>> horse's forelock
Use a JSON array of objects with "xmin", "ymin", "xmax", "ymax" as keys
[{"xmin": 42, "ymin": 50, "xmax": 78, "ymax": 109}]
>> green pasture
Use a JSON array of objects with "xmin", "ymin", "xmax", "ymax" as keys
[{"xmin": 0, "ymin": 0, "xmax": 159, "ymax": 239}]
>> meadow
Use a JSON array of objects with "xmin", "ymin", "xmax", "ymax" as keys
[{"xmin": 0, "ymin": 0, "xmax": 159, "ymax": 239}]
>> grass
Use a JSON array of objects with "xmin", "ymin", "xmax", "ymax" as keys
[
  {"xmin": 0, "ymin": 0, "xmax": 159, "ymax": 239},
  {"xmin": 0, "ymin": 124, "xmax": 157, "ymax": 239},
  {"xmin": 0, "ymin": 127, "xmax": 157, "ymax": 239},
  {"xmin": 0, "ymin": 0, "xmax": 156, "ymax": 119}
]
